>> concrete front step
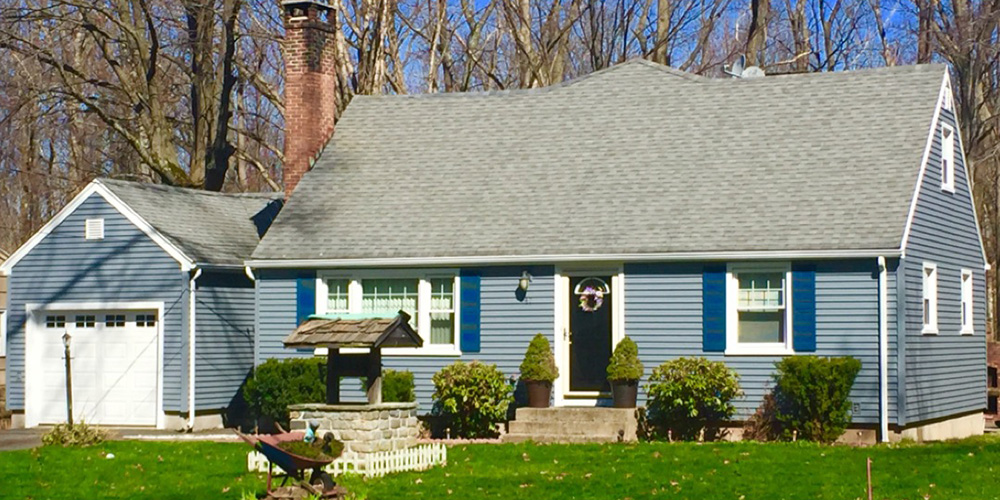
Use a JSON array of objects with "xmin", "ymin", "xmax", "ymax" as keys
[
  {"xmin": 507, "ymin": 420, "xmax": 627, "ymax": 437},
  {"xmin": 503, "ymin": 407, "xmax": 640, "ymax": 444},
  {"xmin": 503, "ymin": 433, "xmax": 624, "ymax": 444},
  {"xmin": 514, "ymin": 407, "xmax": 637, "ymax": 422}
]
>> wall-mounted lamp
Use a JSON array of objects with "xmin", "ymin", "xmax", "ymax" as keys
[{"xmin": 518, "ymin": 271, "xmax": 533, "ymax": 291}]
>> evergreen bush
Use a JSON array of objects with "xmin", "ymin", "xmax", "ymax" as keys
[
  {"xmin": 519, "ymin": 334, "xmax": 558, "ymax": 382},
  {"xmin": 772, "ymin": 356, "xmax": 862, "ymax": 443},
  {"xmin": 243, "ymin": 357, "xmax": 326, "ymax": 429},
  {"xmin": 607, "ymin": 337, "xmax": 644, "ymax": 382}
]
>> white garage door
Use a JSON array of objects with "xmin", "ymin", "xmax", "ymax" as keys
[{"xmin": 28, "ymin": 309, "xmax": 159, "ymax": 426}]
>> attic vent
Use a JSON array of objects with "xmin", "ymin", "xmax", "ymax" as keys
[{"xmin": 85, "ymin": 218, "xmax": 105, "ymax": 240}]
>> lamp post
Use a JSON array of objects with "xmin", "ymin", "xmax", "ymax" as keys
[{"xmin": 62, "ymin": 332, "xmax": 73, "ymax": 428}]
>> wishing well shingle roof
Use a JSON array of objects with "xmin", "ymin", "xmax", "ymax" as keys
[
  {"xmin": 252, "ymin": 60, "xmax": 945, "ymax": 262},
  {"xmin": 100, "ymin": 179, "xmax": 282, "ymax": 266}
]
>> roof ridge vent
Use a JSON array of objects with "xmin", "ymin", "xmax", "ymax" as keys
[{"xmin": 724, "ymin": 55, "xmax": 766, "ymax": 79}]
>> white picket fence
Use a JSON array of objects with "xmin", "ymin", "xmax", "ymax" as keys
[{"xmin": 248, "ymin": 443, "xmax": 447, "ymax": 478}]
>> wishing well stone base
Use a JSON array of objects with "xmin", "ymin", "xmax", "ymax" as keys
[{"xmin": 288, "ymin": 402, "xmax": 419, "ymax": 458}]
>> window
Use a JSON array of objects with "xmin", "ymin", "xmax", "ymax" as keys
[
  {"xmin": 75, "ymin": 315, "xmax": 95, "ymax": 328},
  {"xmin": 85, "ymin": 218, "xmax": 105, "ymax": 240},
  {"xmin": 136, "ymin": 314, "xmax": 157, "ymax": 327},
  {"xmin": 45, "ymin": 315, "xmax": 66, "ymax": 328},
  {"xmin": 922, "ymin": 262, "xmax": 938, "ymax": 334},
  {"xmin": 727, "ymin": 264, "xmax": 792, "ymax": 355},
  {"xmin": 961, "ymin": 269, "xmax": 974, "ymax": 334},
  {"xmin": 105, "ymin": 315, "xmax": 125, "ymax": 327},
  {"xmin": 943, "ymin": 85, "xmax": 953, "ymax": 111},
  {"xmin": 941, "ymin": 125, "xmax": 955, "ymax": 192},
  {"xmin": 318, "ymin": 273, "xmax": 461, "ymax": 354}
]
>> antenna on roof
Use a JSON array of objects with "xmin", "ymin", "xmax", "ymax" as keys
[{"xmin": 724, "ymin": 55, "xmax": 765, "ymax": 79}]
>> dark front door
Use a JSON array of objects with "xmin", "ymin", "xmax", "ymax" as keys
[{"xmin": 568, "ymin": 276, "xmax": 613, "ymax": 393}]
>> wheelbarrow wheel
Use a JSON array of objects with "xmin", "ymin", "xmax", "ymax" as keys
[{"xmin": 310, "ymin": 469, "xmax": 335, "ymax": 492}]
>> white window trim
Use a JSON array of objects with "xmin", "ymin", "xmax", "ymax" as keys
[
  {"xmin": 316, "ymin": 270, "xmax": 462, "ymax": 357},
  {"xmin": 84, "ymin": 218, "xmax": 105, "ymax": 240},
  {"xmin": 941, "ymin": 124, "xmax": 956, "ymax": 193},
  {"xmin": 922, "ymin": 262, "xmax": 939, "ymax": 334},
  {"xmin": 961, "ymin": 268, "xmax": 974, "ymax": 335},
  {"xmin": 725, "ymin": 262, "xmax": 794, "ymax": 356}
]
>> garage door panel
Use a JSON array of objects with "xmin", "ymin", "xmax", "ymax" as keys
[{"xmin": 29, "ymin": 308, "xmax": 159, "ymax": 426}]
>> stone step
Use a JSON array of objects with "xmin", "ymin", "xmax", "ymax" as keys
[
  {"xmin": 502, "ymin": 433, "xmax": 624, "ymax": 444},
  {"xmin": 507, "ymin": 420, "xmax": 628, "ymax": 437}
]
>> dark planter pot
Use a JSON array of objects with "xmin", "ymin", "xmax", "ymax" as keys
[
  {"xmin": 610, "ymin": 380, "xmax": 639, "ymax": 408},
  {"xmin": 525, "ymin": 381, "xmax": 553, "ymax": 408}
]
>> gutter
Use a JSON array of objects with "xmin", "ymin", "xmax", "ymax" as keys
[
  {"xmin": 187, "ymin": 267, "xmax": 202, "ymax": 431},
  {"xmin": 245, "ymin": 248, "xmax": 904, "ymax": 269},
  {"xmin": 877, "ymin": 256, "xmax": 889, "ymax": 442}
]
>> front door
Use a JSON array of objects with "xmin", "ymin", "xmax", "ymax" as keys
[{"xmin": 568, "ymin": 276, "xmax": 613, "ymax": 393}]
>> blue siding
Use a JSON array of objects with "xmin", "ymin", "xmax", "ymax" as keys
[
  {"xmin": 625, "ymin": 260, "xmax": 891, "ymax": 424},
  {"xmin": 902, "ymin": 104, "xmax": 987, "ymax": 423},
  {"xmin": 195, "ymin": 270, "xmax": 255, "ymax": 410},
  {"xmin": 255, "ymin": 266, "xmax": 555, "ymax": 409},
  {"xmin": 6, "ymin": 194, "xmax": 188, "ymax": 412}
]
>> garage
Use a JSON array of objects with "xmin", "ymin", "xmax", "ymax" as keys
[{"xmin": 26, "ymin": 307, "xmax": 160, "ymax": 427}]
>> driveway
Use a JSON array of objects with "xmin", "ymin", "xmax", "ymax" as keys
[{"xmin": 0, "ymin": 428, "xmax": 43, "ymax": 451}]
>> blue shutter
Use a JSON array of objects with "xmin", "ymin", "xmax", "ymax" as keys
[
  {"xmin": 459, "ymin": 271, "xmax": 481, "ymax": 353},
  {"xmin": 791, "ymin": 264, "xmax": 817, "ymax": 352},
  {"xmin": 702, "ymin": 265, "xmax": 726, "ymax": 352},
  {"xmin": 296, "ymin": 272, "xmax": 316, "ymax": 326}
]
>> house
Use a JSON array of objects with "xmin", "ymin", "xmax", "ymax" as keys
[
  {"xmin": 1, "ymin": 180, "xmax": 282, "ymax": 429},
  {"xmin": 247, "ymin": 1, "xmax": 989, "ymax": 442},
  {"xmin": 1, "ymin": 246, "xmax": 9, "ymax": 419}
]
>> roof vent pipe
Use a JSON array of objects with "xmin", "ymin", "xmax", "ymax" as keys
[{"xmin": 724, "ymin": 55, "xmax": 766, "ymax": 79}]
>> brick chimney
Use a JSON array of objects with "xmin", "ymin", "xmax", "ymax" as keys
[{"xmin": 282, "ymin": 0, "xmax": 337, "ymax": 199}]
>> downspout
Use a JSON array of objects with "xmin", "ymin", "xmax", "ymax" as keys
[
  {"xmin": 187, "ymin": 267, "xmax": 202, "ymax": 431},
  {"xmin": 877, "ymin": 256, "xmax": 889, "ymax": 443},
  {"xmin": 245, "ymin": 266, "xmax": 259, "ymax": 369}
]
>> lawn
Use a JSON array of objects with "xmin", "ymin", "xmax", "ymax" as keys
[
  {"xmin": 0, "ymin": 441, "xmax": 266, "ymax": 500},
  {"xmin": 341, "ymin": 436, "xmax": 1000, "ymax": 500},
  {"xmin": 1, "ymin": 436, "xmax": 999, "ymax": 500}
]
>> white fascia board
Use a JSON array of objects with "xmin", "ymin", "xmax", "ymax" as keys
[
  {"xmin": 246, "ymin": 248, "xmax": 901, "ymax": 269},
  {"xmin": 0, "ymin": 180, "xmax": 195, "ymax": 274},
  {"xmin": 900, "ymin": 70, "xmax": 990, "ymax": 269}
]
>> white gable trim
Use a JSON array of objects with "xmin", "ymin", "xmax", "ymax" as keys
[
  {"xmin": 0, "ymin": 180, "xmax": 195, "ymax": 274},
  {"xmin": 899, "ymin": 70, "xmax": 989, "ymax": 269}
]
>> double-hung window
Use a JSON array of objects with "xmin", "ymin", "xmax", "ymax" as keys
[
  {"xmin": 961, "ymin": 269, "xmax": 974, "ymax": 335},
  {"xmin": 941, "ymin": 125, "xmax": 955, "ymax": 192},
  {"xmin": 922, "ymin": 262, "xmax": 938, "ymax": 334},
  {"xmin": 726, "ymin": 264, "xmax": 792, "ymax": 355},
  {"xmin": 317, "ymin": 272, "xmax": 460, "ymax": 355}
]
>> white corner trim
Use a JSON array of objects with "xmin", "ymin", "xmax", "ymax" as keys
[
  {"xmin": 22, "ymin": 300, "xmax": 167, "ymax": 430},
  {"xmin": 188, "ymin": 268, "xmax": 202, "ymax": 430},
  {"xmin": 0, "ymin": 180, "xmax": 195, "ymax": 274}
]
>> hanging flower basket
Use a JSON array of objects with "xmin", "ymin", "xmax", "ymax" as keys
[{"xmin": 578, "ymin": 286, "xmax": 605, "ymax": 312}]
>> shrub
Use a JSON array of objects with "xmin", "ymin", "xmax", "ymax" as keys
[
  {"xmin": 41, "ymin": 422, "xmax": 108, "ymax": 447},
  {"xmin": 432, "ymin": 361, "xmax": 514, "ymax": 438},
  {"xmin": 645, "ymin": 357, "xmax": 742, "ymax": 441},
  {"xmin": 607, "ymin": 336, "xmax": 644, "ymax": 382},
  {"xmin": 363, "ymin": 369, "xmax": 416, "ymax": 403},
  {"xmin": 244, "ymin": 357, "xmax": 326, "ymax": 429},
  {"xmin": 519, "ymin": 334, "xmax": 558, "ymax": 383},
  {"xmin": 772, "ymin": 356, "xmax": 862, "ymax": 443}
]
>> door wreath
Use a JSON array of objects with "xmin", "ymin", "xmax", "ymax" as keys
[{"xmin": 574, "ymin": 277, "xmax": 610, "ymax": 312}]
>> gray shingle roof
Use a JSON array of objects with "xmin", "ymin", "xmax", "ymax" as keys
[
  {"xmin": 100, "ymin": 179, "xmax": 282, "ymax": 266},
  {"xmin": 253, "ymin": 60, "xmax": 945, "ymax": 262}
]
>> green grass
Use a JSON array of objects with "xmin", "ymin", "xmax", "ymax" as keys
[
  {"xmin": 0, "ymin": 441, "xmax": 266, "ymax": 500},
  {"xmin": 340, "ymin": 436, "xmax": 1000, "ymax": 500},
  {"xmin": 2, "ymin": 436, "xmax": 999, "ymax": 499}
]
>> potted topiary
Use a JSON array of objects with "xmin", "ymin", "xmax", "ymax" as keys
[
  {"xmin": 607, "ymin": 336, "xmax": 644, "ymax": 408},
  {"xmin": 520, "ymin": 334, "xmax": 559, "ymax": 408}
]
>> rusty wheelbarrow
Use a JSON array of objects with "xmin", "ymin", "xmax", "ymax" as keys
[{"xmin": 237, "ymin": 430, "xmax": 343, "ymax": 498}]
